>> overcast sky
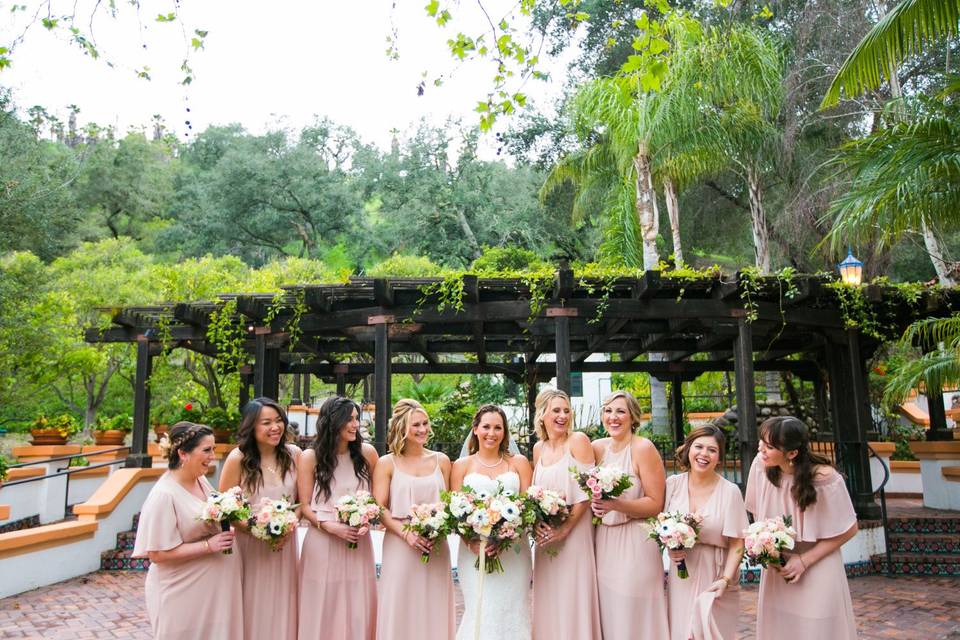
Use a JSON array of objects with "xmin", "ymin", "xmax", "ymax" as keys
[{"xmin": 1, "ymin": 1, "xmax": 573, "ymax": 153}]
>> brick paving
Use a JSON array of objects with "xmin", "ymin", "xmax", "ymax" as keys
[{"xmin": 2, "ymin": 572, "xmax": 959, "ymax": 638}]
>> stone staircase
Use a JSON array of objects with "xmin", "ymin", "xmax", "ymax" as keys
[
  {"xmin": 873, "ymin": 509, "xmax": 960, "ymax": 576},
  {"xmin": 100, "ymin": 512, "xmax": 149, "ymax": 571}
]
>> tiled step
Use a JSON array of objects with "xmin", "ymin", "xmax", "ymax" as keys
[
  {"xmin": 888, "ymin": 533, "xmax": 960, "ymax": 555},
  {"xmin": 115, "ymin": 530, "xmax": 136, "ymax": 550},
  {"xmin": 872, "ymin": 552, "xmax": 960, "ymax": 576},
  {"xmin": 101, "ymin": 548, "xmax": 150, "ymax": 571},
  {"xmin": 886, "ymin": 516, "xmax": 960, "ymax": 535}
]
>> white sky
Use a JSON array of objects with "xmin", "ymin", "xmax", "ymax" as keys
[{"xmin": 1, "ymin": 1, "xmax": 575, "ymax": 154}]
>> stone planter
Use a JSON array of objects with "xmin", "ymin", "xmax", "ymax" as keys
[
  {"xmin": 93, "ymin": 430, "xmax": 127, "ymax": 446},
  {"xmin": 29, "ymin": 429, "xmax": 68, "ymax": 446}
]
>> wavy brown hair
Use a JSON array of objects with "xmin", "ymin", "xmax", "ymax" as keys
[
  {"xmin": 760, "ymin": 416, "xmax": 832, "ymax": 511},
  {"xmin": 312, "ymin": 396, "xmax": 369, "ymax": 502},
  {"xmin": 674, "ymin": 424, "xmax": 726, "ymax": 472},
  {"xmin": 236, "ymin": 398, "xmax": 295, "ymax": 495},
  {"xmin": 467, "ymin": 404, "xmax": 512, "ymax": 456}
]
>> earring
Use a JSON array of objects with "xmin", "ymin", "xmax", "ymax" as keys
[{"xmin": 789, "ymin": 459, "xmax": 794, "ymax": 467}]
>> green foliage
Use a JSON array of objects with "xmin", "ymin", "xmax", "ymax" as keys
[
  {"xmin": 0, "ymin": 453, "xmax": 8, "ymax": 483},
  {"xmin": 421, "ymin": 383, "xmax": 476, "ymax": 447},
  {"xmin": 95, "ymin": 414, "xmax": 133, "ymax": 433},
  {"xmin": 470, "ymin": 246, "xmax": 549, "ymax": 273},
  {"xmin": 367, "ymin": 255, "xmax": 446, "ymax": 278},
  {"xmin": 885, "ymin": 421, "xmax": 925, "ymax": 461},
  {"xmin": 202, "ymin": 406, "xmax": 241, "ymax": 432},
  {"xmin": 32, "ymin": 413, "xmax": 82, "ymax": 438}
]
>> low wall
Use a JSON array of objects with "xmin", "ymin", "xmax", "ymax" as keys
[
  {"xmin": 0, "ymin": 468, "xmax": 163, "ymax": 599},
  {"xmin": 909, "ymin": 441, "xmax": 960, "ymax": 510}
]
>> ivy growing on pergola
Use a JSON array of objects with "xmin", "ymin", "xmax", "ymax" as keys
[{"xmin": 87, "ymin": 268, "xmax": 959, "ymax": 518}]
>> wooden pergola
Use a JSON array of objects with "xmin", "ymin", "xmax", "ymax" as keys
[{"xmin": 87, "ymin": 269, "xmax": 959, "ymax": 518}]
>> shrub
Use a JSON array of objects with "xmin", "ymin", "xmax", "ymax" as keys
[
  {"xmin": 32, "ymin": 414, "xmax": 82, "ymax": 438},
  {"xmin": 95, "ymin": 414, "xmax": 133, "ymax": 432},
  {"xmin": 367, "ymin": 255, "xmax": 445, "ymax": 278},
  {"xmin": 470, "ymin": 246, "xmax": 550, "ymax": 274}
]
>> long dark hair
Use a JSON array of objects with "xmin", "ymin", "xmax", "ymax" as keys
[
  {"xmin": 467, "ymin": 404, "xmax": 512, "ymax": 456},
  {"xmin": 236, "ymin": 397, "xmax": 295, "ymax": 495},
  {"xmin": 312, "ymin": 396, "xmax": 369, "ymax": 502},
  {"xmin": 760, "ymin": 416, "xmax": 832, "ymax": 511}
]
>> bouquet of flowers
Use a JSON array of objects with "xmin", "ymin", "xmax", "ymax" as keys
[
  {"xmin": 198, "ymin": 486, "xmax": 252, "ymax": 554},
  {"xmin": 249, "ymin": 496, "xmax": 300, "ymax": 551},
  {"xmin": 743, "ymin": 514, "xmax": 797, "ymax": 570},
  {"xmin": 403, "ymin": 502, "xmax": 454, "ymax": 564},
  {"xmin": 522, "ymin": 485, "xmax": 570, "ymax": 557},
  {"xmin": 334, "ymin": 490, "xmax": 382, "ymax": 549},
  {"xmin": 647, "ymin": 511, "xmax": 703, "ymax": 578},
  {"xmin": 570, "ymin": 465, "xmax": 633, "ymax": 525},
  {"xmin": 443, "ymin": 485, "xmax": 526, "ymax": 573}
]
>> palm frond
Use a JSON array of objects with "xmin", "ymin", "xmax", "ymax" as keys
[
  {"xmin": 822, "ymin": 0, "xmax": 960, "ymax": 108},
  {"xmin": 884, "ymin": 348, "xmax": 960, "ymax": 404}
]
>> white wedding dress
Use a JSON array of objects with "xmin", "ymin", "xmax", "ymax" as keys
[{"xmin": 456, "ymin": 472, "xmax": 533, "ymax": 640}]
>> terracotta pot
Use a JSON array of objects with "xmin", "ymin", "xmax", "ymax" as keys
[
  {"xmin": 153, "ymin": 424, "xmax": 169, "ymax": 441},
  {"xmin": 213, "ymin": 428, "xmax": 233, "ymax": 444},
  {"xmin": 29, "ymin": 428, "xmax": 68, "ymax": 446},
  {"xmin": 94, "ymin": 430, "xmax": 127, "ymax": 446}
]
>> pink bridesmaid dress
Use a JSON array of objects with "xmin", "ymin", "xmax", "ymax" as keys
[
  {"xmin": 532, "ymin": 446, "xmax": 602, "ymax": 640},
  {"xmin": 744, "ymin": 461, "xmax": 858, "ymax": 640},
  {"xmin": 594, "ymin": 441, "xmax": 669, "ymax": 640},
  {"xmin": 376, "ymin": 454, "xmax": 455, "ymax": 640},
  {"xmin": 237, "ymin": 452, "xmax": 299, "ymax": 640},
  {"xmin": 132, "ymin": 473, "xmax": 243, "ymax": 640},
  {"xmin": 298, "ymin": 452, "xmax": 378, "ymax": 640},
  {"xmin": 664, "ymin": 472, "xmax": 749, "ymax": 640}
]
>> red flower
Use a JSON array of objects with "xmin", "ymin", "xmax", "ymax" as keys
[{"xmin": 185, "ymin": 403, "xmax": 193, "ymax": 411}]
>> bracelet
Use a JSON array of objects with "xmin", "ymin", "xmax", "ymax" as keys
[
  {"xmin": 720, "ymin": 575, "xmax": 731, "ymax": 587},
  {"xmin": 204, "ymin": 539, "xmax": 212, "ymax": 553},
  {"xmin": 798, "ymin": 553, "xmax": 807, "ymax": 569}
]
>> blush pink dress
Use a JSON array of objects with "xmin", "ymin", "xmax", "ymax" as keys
[
  {"xmin": 376, "ymin": 453, "xmax": 455, "ymax": 640},
  {"xmin": 532, "ymin": 446, "xmax": 602, "ymax": 640},
  {"xmin": 594, "ymin": 440, "xmax": 669, "ymax": 640},
  {"xmin": 744, "ymin": 461, "xmax": 858, "ymax": 640},
  {"xmin": 298, "ymin": 452, "xmax": 377, "ymax": 640},
  {"xmin": 664, "ymin": 472, "xmax": 749, "ymax": 640},
  {"xmin": 132, "ymin": 473, "xmax": 243, "ymax": 640},
  {"xmin": 237, "ymin": 451, "xmax": 299, "ymax": 640}
]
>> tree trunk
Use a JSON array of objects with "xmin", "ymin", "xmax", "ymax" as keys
[
  {"xmin": 634, "ymin": 151, "xmax": 660, "ymax": 271},
  {"xmin": 920, "ymin": 221, "xmax": 956, "ymax": 286},
  {"xmin": 663, "ymin": 177, "xmax": 683, "ymax": 267},
  {"xmin": 454, "ymin": 209, "xmax": 481, "ymax": 260},
  {"xmin": 635, "ymin": 148, "xmax": 669, "ymax": 434},
  {"xmin": 746, "ymin": 165, "xmax": 772, "ymax": 274}
]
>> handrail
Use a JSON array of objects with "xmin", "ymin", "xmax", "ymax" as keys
[
  {"xmin": 8, "ymin": 446, "xmax": 130, "ymax": 469},
  {"xmin": 866, "ymin": 443, "xmax": 893, "ymax": 578}
]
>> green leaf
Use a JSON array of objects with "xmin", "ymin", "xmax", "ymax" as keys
[
  {"xmin": 574, "ymin": 11, "xmax": 590, "ymax": 21},
  {"xmin": 621, "ymin": 54, "xmax": 645, "ymax": 73},
  {"xmin": 155, "ymin": 12, "xmax": 176, "ymax": 23},
  {"xmin": 479, "ymin": 113, "xmax": 496, "ymax": 131},
  {"xmin": 636, "ymin": 13, "xmax": 650, "ymax": 31},
  {"xmin": 194, "ymin": 29, "xmax": 209, "ymax": 38},
  {"xmin": 425, "ymin": 0, "xmax": 439, "ymax": 17},
  {"xmin": 437, "ymin": 10, "xmax": 452, "ymax": 25},
  {"xmin": 42, "ymin": 17, "xmax": 58, "ymax": 29},
  {"xmin": 648, "ymin": 37, "xmax": 670, "ymax": 55},
  {"xmin": 191, "ymin": 37, "xmax": 203, "ymax": 50},
  {"xmin": 475, "ymin": 101, "xmax": 490, "ymax": 113}
]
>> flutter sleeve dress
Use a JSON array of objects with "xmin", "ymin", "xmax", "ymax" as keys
[
  {"xmin": 744, "ymin": 460, "xmax": 858, "ymax": 640},
  {"xmin": 132, "ymin": 472, "xmax": 243, "ymax": 640}
]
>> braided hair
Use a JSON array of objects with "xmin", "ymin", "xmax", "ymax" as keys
[{"xmin": 164, "ymin": 422, "xmax": 214, "ymax": 470}]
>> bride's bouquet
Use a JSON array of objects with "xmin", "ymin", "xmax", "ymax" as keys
[
  {"xmin": 743, "ymin": 514, "xmax": 797, "ymax": 571},
  {"xmin": 249, "ymin": 496, "xmax": 299, "ymax": 551},
  {"xmin": 403, "ymin": 502, "xmax": 453, "ymax": 564},
  {"xmin": 570, "ymin": 465, "xmax": 633, "ymax": 525},
  {"xmin": 522, "ymin": 485, "xmax": 569, "ymax": 557},
  {"xmin": 647, "ymin": 511, "xmax": 703, "ymax": 578},
  {"xmin": 334, "ymin": 490, "xmax": 382, "ymax": 549},
  {"xmin": 198, "ymin": 486, "xmax": 252, "ymax": 554},
  {"xmin": 444, "ymin": 485, "xmax": 526, "ymax": 574}
]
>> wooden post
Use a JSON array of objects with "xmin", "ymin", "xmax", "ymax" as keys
[
  {"xmin": 374, "ymin": 320, "xmax": 392, "ymax": 455},
  {"xmin": 927, "ymin": 381, "xmax": 952, "ymax": 441},
  {"xmin": 254, "ymin": 332, "xmax": 280, "ymax": 401},
  {"xmin": 303, "ymin": 372, "xmax": 312, "ymax": 405},
  {"xmin": 292, "ymin": 373, "xmax": 302, "ymax": 404},
  {"xmin": 125, "ymin": 337, "xmax": 154, "ymax": 469},
  {"xmin": 336, "ymin": 373, "xmax": 347, "ymax": 397},
  {"xmin": 670, "ymin": 376, "xmax": 685, "ymax": 447},
  {"xmin": 555, "ymin": 315, "xmax": 571, "ymax": 394},
  {"xmin": 812, "ymin": 370, "xmax": 829, "ymax": 435},
  {"xmin": 733, "ymin": 316, "xmax": 757, "ymax": 481},
  {"xmin": 527, "ymin": 367, "xmax": 539, "ymax": 447}
]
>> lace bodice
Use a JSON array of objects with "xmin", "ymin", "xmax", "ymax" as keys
[{"xmin": 462, "ymin": 471, "xmax": 521, "ymax": 497}]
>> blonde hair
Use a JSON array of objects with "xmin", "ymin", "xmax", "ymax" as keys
[
  {"xmin": 388, "ymin": 399, "xmax": 430, "ymax": 456},
  {"xmin": 601, "ymin": 390, "xmax": 644, "ymax": 431},
  {"xmin": 533, "ymin": 388, "xmax": 573, "ymax": 442}
]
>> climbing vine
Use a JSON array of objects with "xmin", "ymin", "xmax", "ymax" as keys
[{"xmin": 206, "ymin": 299, "xmax": 248, "ymax": 373}]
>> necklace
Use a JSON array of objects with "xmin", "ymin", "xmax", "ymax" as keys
[
  {"xmin": 476, "ymin": 455, "xmax": 504, "ymax": 469},
  {"xmin": 263, "ymin": 462, "xmax": 280, "ymax": 476}
]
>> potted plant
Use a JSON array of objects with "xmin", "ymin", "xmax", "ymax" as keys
[
  {"xmin": 0, "ymin": 454, "xmax": 9, "ymax": 488},
  {"xmin": 202, "ymin": 406, "xmax": 240, "ymax": 443},
  {"xmin": 93, "ymin": 414, "xmax": 133, "ymax": 446},
  {"xmin": 30, "ymin": 414, "xmax": 82, "ymax": 445}
]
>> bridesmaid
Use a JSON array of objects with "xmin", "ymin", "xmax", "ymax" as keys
[
  {"xmin": 297, "ymin": 396, "xmax": 380, "ymax": 640},
  {"xmin": 219, "ymin": 397, "xmax": 302, "ymax": 640},
  {"xmin": 745, "ymin": 416, "xmax": 859, "ymax": 640},
  {"xmin": 373, "ymin": 399, "xmax": 455, "ymax": 640},
  {"xmin": 531, "ymin": 388, "xmax": 602, "ymax": 640},
  {"xmin": 132, "ymin": 422, "xmax": 242, "ymax": 639},
  {"xmin": 590, "ymin": 390, "xmax": 668, "ymax": 640},
  {"xmin": 664, "ymin": 424, "xmax": 748, "ymax": 640}
]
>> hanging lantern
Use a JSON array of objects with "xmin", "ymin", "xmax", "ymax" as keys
[{"xmin": 838, "ymin": 249, "xmax": 863, "ymax": 286}]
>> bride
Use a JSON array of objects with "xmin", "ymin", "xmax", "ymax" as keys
[{"xmin": 450, "ymin": 404, "xmax": 533, "ymax": 640}]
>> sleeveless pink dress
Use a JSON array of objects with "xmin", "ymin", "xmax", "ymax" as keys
[
  {"xmin": 744, "ymin": 461, "xmax": 858, "ymax": 640},
  {"xmin": 132, "ymin": 473, "xmax": 243, "ymax": 639},
  {"xmin": 665, "ymin": 473, "xmax": 749, "ymax": 640},
  {"xmin": 298, "ymin": 452, "xmax": 377, "ymax": 640},
  {"xmin": 237, "ymin": 450, "xmax": 299, "ymax": 640},
  {"xmin": 376, "ymin": 453, "xmax": 455, "ymax": 640},
  {"xmin": 594, "ymin": 440, "xmax": 669, "ymax": 640},
  {"xmin": 531, "ymin": 445, "xmax": 602, "ymax": 640}
]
